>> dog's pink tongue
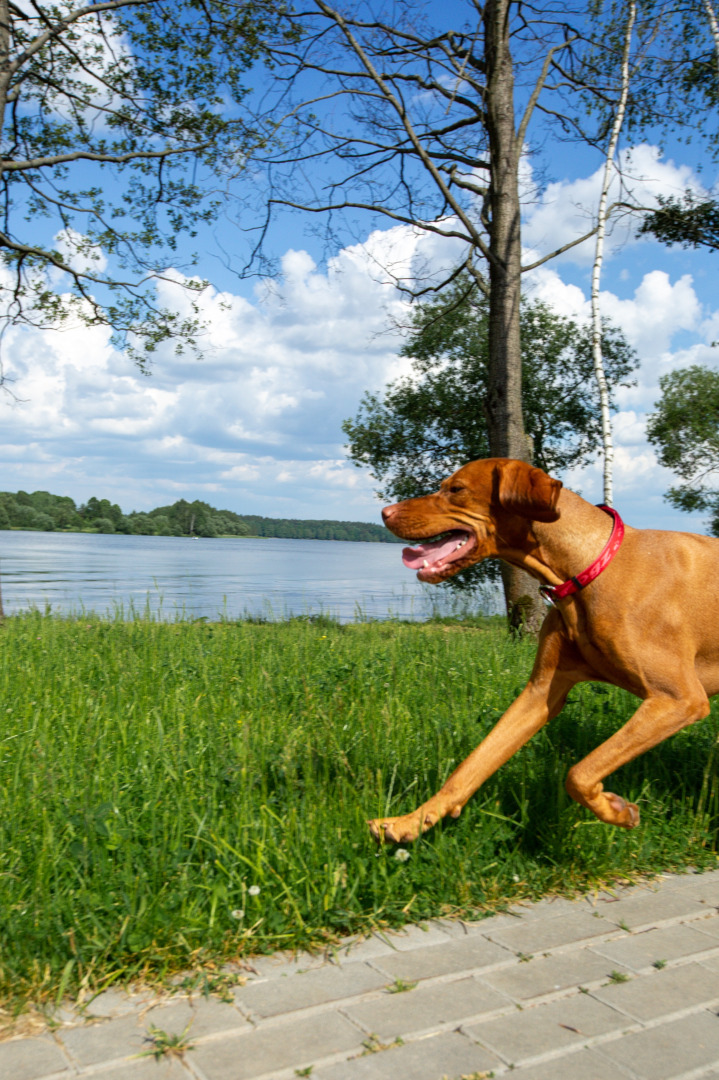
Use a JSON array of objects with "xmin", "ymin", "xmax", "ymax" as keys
[{"xmin": 402, "ymin": 535, "xmax": 461, "ymax": 570}]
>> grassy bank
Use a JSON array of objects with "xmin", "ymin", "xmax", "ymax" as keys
[{"xmin": 1, "ymin": 611, "xmax": 717, "ymax": 1012}]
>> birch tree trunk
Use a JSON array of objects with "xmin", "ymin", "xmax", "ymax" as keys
[
  {"xmin": 703, "ymin": 0, "xmax": 719, "ymax": 60},
  {"xmin": 591, "ymin": 0, "xmax": 635, "ymax": 506}
]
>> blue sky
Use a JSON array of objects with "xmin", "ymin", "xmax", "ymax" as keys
[{"xmin": 0, "ymin": 15, "xmax": 717, "ymax": 534}]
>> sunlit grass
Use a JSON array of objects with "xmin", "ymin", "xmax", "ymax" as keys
[{"xmin": 0, "ymin": 610, "xmax": 716, "ymax": 1012}]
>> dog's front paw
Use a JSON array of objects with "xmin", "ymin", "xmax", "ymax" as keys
[{"xmin": 367, "ymin": 810, "xmax": 436, "ymax": 844}]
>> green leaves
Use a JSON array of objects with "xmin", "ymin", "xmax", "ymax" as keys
[
  {"xmin": 343, "ymin": 277, "xmax": 637, "ymax": 591},
  {"xmin": 0, "ymin": 1, "xmax": 295, "ymax": 366},
  {"xmin": 639, "ymin": 193, "xmax": 719, "ymax": 252},
  {"xmin": 647, "ymin": 364, "xmax": 719, "ymax": 533}
]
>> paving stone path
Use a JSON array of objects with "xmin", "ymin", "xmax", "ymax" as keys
[{"xmin": 4, "ymin": 869, "xmax": 719, "ymax": 1080}]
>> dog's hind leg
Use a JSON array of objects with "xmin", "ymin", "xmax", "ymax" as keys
[{"xmin": 565, "ymin": 682, "xmax": 710, "ymax": 828}]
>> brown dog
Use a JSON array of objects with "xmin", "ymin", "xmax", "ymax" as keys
[{"xmin": 368, "ymin": 457, "xmax": 715, "ymax": 844}]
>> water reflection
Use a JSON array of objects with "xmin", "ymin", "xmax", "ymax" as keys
[{"xmin": 0, "ymin": 531, "xmax": 501, "ymax": 622}]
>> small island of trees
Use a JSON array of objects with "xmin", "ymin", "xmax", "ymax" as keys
[{"xmin": 0, "ymin": 491, "xmax": 398, "ymax": 544}]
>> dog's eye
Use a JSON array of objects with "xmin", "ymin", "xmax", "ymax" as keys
[{"xmin": 449, "ymin": 484, "xmax": 465, "ymax": 494}]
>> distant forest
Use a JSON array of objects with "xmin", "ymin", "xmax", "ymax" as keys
[{"xmin": 0, "ymin": 490, "xmax": 398, "ymax": 544}]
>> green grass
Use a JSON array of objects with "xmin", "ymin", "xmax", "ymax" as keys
[{"xmin": 1, "ymin": 611, "xmax": 717, "ymax": 1013}]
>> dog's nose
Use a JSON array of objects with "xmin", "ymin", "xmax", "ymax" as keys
[{"xmin": 382, "ymin": 504, "xmax": 397, "ymax": 523}]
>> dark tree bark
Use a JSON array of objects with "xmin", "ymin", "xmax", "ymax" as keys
[{"xmin": 483, "ymin": 0, "xmax": 540, "ymax": 629}]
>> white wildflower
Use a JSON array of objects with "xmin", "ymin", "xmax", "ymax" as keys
[
  {"xmin": 248, "ymin": 885, "xmax": 261, "ymax": 896},
  {"xmin": 231, "ymin": 909, "xmax": 245, "ymax": 920},
  {"xmin": 394, "ymin": 849, "xmax": 410, "ymax": 863}
]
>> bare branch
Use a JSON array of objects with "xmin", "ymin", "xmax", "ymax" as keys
[
  {"xmin": 521, "ymin": 226, "xmax": 598, "ymax": 272},
  {"xmin": 516, "ymin": 35, "xmax": 578, "ymax": 149},
  {"xmin": 1, "ymin": 143, "xmax": 212, "ymax": 171},
  {"xmin": 310, "ymin": 0, "xmax": 497, "ymax": 267}
]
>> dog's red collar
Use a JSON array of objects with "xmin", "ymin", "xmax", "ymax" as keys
[{"xmin": 539, "ymin": 505, "xmax": 624, "ymax": 606}]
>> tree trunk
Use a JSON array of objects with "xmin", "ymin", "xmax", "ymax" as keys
[
  {"xmin": 703, "ymin": 0, "xmax": 719, "ymax": 63},
  {"xmin": 484, "ymin": 0, "xmax": 544, "ymax": 633},
  {"xmin": 591, "ymin": 0, "xmax": 635, "ymax": 506}
]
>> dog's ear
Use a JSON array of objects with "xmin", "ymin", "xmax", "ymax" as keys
[{"xmin": 496, "ymin": 460, "xmax": 562, "ymax": 522}]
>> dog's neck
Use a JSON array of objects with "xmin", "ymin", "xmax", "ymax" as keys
[{"xmin": 495, "ymin": 488, "xmax": 618, "ymax": 589}]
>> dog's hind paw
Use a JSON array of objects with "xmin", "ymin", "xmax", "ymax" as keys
[{"xmin": 605, "ymin": 792, "xmax": 640, "ymax": 828}]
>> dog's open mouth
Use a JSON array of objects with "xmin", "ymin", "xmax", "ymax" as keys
[{"xmin": 401, "ymin": 529, "xmax": 476, "ymax": 579}]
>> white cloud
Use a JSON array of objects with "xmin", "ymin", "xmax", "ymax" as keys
[
  {"xmin": 526, "ymin": 263, "xmax": 709, "ymax": 416},
  {"xmin": 522, "ymin": 144, "xmax": 703, "ymax": 267},
  {"xmin": 598, "ymin": 271, "xmax": 701, "ymax": 355},
  {"xmin": 52, "ymin": 229, "xmax": 109, "ymax": 276},
  {"xmin": 0, "ymin": 228, "xmax": 432, "ymax": 517},
  {"xmin": 1, "ymin": 142, "xmax": 718, "ymax": 534},
  {"xmin": 524, "ymin": 265, "xmax": 590, "ymax": 320}
]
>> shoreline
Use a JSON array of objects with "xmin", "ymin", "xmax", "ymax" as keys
[{"xmin": 1, "ymin": 526, "xmax": 401, "ymax": 543}]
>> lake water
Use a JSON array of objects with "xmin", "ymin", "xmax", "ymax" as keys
[{"xmin": 0, "ymin": 530, "xmax": 500, "ymax": 622}]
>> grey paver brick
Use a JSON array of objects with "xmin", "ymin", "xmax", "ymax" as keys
[
  {"xmin": 598, "ymin": 1009, "xmax": 719, "ymax": 1079},
  {"xmin": 368, "ymin": 934, "xmax": 512, "ymax": 983},
  {"xmin": 663, "ymin": 868, "xmax": 719, "ymax": 903},
  {"xmin": 426, "ymin": 916, "xmax": 502, "ymax": 939},
  {"xmin": 482, "ymin": 948, "xmax": 627, "ymax": 1003},
  {"xmin": 313, "ymin": 1030, "xmax": 499, "ymax": 1080},
  {"xmin": 85, "ymin": 1058, "xmax": 194, "ymax": 1080},
  {"xmin": 588, "ymin": 919, "xmax": 719, "ymax": 972},
  {"xmin": 482, "ymin": 909, "xmax": 616, "ymax": 955},
  {"xmin": 332, "ymin": 935, "xmax": 397, "ymax": 962},
  {"xmin": 665, "ymin": 868, "xmax": 719, "ymax": 881},
  {"xmin": 501, "ymin": 1046, "xmax": 624, "ymax": 1080},
  {"xmin": 465, "ymin": 992, "xmax": 631, "ymax": 1066},
  {"xmin": 442, "ymin": 909, "xmax": 537, "ymax": 936},
  {"xmin": 584, "ymin": 882, "xmax": 645, "ymax": 903},
  {"xmin": 85, "ymin": 987, "xmax": 155, "ymax": 1019},
  {"xmin": 57, "ymin": 1013, "xmax": 146, "ymax": 1067},
  {"xmin": 144, "ymin": 996, "xmax": 250, "ymax": 1039},
  {"xmin": 44, "ymin": 1007, "xmax": 80, "ymax": 1028},
  {"xmin": 591, "ymin": 888, "xmax": 708, "ymax": 930},
  {"xmin": 343, "ymin": 975, "xmax": 511, "ymax": 1042},
  {"xmin": 234, "ymin": 961, "xmax": 387, "ymax": 1018},
  {"xmin": 663, "ymin": 903, "xmax": 719, "ymax": 932},
  {"xmin": 669, "ymin": 879, "xmax": 719, "ymax": 906},
  {"xmin": 189, "ymin": 1011, "xmax": 364, "ymax": 1080},
  {"xmin": 0, "ymin": 1036, "xmax": 71, "ymax": 1080},
  {"xmin": 244, "ymin": 950, "xmax": 332, "ymax": 980},
  {"xmin": 507, "ymin": 896, "xmax": 593, "ymax": 921},
  {"xmin": 372, "ymin": 923, "xmax": 454, "ymax": 952},
  {"xmin": 592, "ymin": 961, "xmax": 719, "ymax": 1021}
]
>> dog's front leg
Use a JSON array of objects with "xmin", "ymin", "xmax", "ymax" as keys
[{"xmin": 368, "ymin": 621, "xmax": 584, "ymax": 844}]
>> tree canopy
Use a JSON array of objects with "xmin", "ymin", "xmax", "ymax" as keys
[
  {"xmin": 639, "ymin": 193, "xmax": 719, "ymax": 253},
  {"xmin": 0, "ymin": 489, "xmax": 397, "ymax": 542},
  {"xmin": 343, "ymin": 280, "xmax": 637, "ymax": 588},
  {"xmin": 0, "ymin": 0, "xmax": 292, "ymax": 375},
  {"xmin": 646, "ymin": 364, "xmax": 719, "ymax": 535}
]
